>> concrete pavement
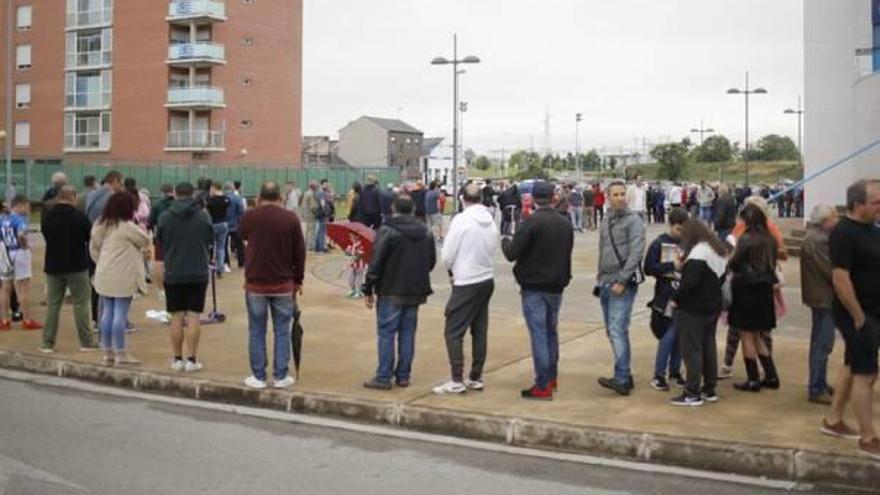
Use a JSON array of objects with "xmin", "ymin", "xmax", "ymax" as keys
[{"xmin": 0, "ymin": 221, "xmax": 878, "ymax": 491}]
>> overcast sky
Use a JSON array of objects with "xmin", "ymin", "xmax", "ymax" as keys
[{"xmin": 302, "ymin": 0, "xmax": 803, "ymax": 156}]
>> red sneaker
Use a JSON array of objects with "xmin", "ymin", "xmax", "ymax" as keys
[
  {"xmin": 22, "ymin": 320, "xmax": 43, "ymax": 331},
  {"xmin": 0, "ymin": 320, "xmax": 11, "ymax": 331},
  {"xmin": 521, "ymin": 385, "xmax": 553, "ymax": 401}
]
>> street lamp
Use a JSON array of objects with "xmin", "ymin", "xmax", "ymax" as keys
[
  {"xmin": 784, "ymin": 96, "xmax": 805, "ymax": 174},
  {"xmin": 575, "ymin": 113, "xmax": 583, "ymax": 183},
  {"xmin": 689, "ymin": 121, "xmax": 715, "ymax": 146},
  {"xmin": 4, "ymin": 0, "xmax": 13, "ymax": 196},
  {"xmin": 727, "ymin": 71, "xmax": 768, "ymax": 187},
  {"xmin": 431, "ymin": 34, "xmax": 480, "ymax": 211}
]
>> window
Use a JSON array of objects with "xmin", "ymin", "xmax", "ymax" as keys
[
  {"xmin": 66, "ymin": 0, "xmax": 113, "ymax": 29},
  {"xmin": 16, "ymin": 45, "xmax": 31, "ymax": 70},
  {"xmin": 64, "ymin": 112, "xmax": 111, "ymax": 150},
  {"xmin": 66, "ymin": 28, "xmax": 112, "ymax": 69},
  {"xmin": 14, "ymin": 123, "xmax": 30, "ymax": 147},
  {"xmin": 65, "ymin": 70, "xmax": 112, "ymax": 109},
  {"xmin": 15, "ymin": 85, "xmax": 31, "ymax": 109},
  {"xmin": 17, "ymin": 6, "xmax": 32, "ymax": 31}
]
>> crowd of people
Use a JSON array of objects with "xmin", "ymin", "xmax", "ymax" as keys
[{"xmin": 2, "ymin": 168, "xmax": 878, "ymax": 460}]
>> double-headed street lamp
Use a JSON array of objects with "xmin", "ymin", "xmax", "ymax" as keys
[
  {"xmin": 727, "ymin": 72, "xmax": 768, "ymax": 187},
  {"xmin": 431, "ymin": 34, "xmax": 480, "ymax": 211},
  {"xmin": 690, "ymin": 121, "xmax": 715, "ymax": 146},
  {"xmin": 784, "ymin": 97, "xmax": 805, "ymax": 172}
]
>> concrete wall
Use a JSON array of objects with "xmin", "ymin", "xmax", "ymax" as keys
[
  {"xmin": 337, "ymin": 119, "xmax": 388, "ymax": 168},
  {"xmin": 804, "ymin": 0, "xmax": 878, "ymax": 214}
]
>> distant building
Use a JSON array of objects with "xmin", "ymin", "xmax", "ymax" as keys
[
  {"xmin": 421, "ymin": 137, "xmax": 451, "ymax": 184},
  {"xmin": 302, "ymin": 135, "xmax": 338, "ymax": 168},
  {"xmin": 804, "ymin": 0, "xmax": 878, "ymax": 212},
  {"xmin": 336, "ymin": 116, "xmax": 423, "ymax": 178}
]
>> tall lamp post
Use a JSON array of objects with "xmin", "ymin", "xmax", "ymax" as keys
[
  {"xmin": 432, "ymin": 34, "xmax": 480, "ymax": 212},
  {"xmin": 689, "ymin": 121, "xmax": 715, "ymax": 146},
  {"xmin": 5, "ymin": 0, "xmax": 13, "ymax": 196},
  {"xmin": 727, "ymin": 72, "xmax": 768, "ymax": 187},
  {"xmin": 784, "ymin": 97, "xmax": 805, "ymax": 173},
  {"xmin": 575, "ymin": 113, "xmax": 582, "ymax": 183}
]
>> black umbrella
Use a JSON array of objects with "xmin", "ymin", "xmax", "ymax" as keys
[{"xmin": 291, "ymin": 306, "xmax": 304, "ymax": 375}]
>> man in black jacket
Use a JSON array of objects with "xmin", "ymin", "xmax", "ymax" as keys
[
  {"xmin": 497, "ymin": 184, "xmax": 521, "ymax": 235},
  {"xmin": 362, "ymin": 194, "xmax": 436, "ymax": 390},
  {"xmin": 147, "ymin": 184, "xmax": 175, "ymax": 298},
  {"xmin": 39, "ymin": 186, "xmax": 97, "ymax": 353},
  {"xmin": 713, "ymin": 184, "xmax": 737, "ymax": 242},
  {"xmin": 359, "ymin": 176, "xmax": 383, "ymax": 229},
  {"xmin": 502, "ymin": 182, "xmax": 574, "ymax": 400}
]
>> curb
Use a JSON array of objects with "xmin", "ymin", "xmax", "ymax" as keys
[{"xmin": 1, "ymin": 349, "xmax": 876, "ymax": 492}]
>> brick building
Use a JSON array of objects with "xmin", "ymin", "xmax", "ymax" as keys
[{"xmin": 0, "ymin": 0, "xmax": 303, "ymax": 166}]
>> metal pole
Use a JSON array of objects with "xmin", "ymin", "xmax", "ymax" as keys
[
  {"xmin": 452, "ymin": 34, "xmax": 459, "ymax": 212},
  {"xmin": 744, "ymin": 72, "xmax": 751, "ymax": 188},
  {"xmin": 575, "ymin": 116, "xmax": 580, "ymax": 183},
  {"xmin": 797, "ymin": 96, "xmax": 803, "ymax": 171},
  {"xmin": 5, "ymin": 0, "xmax": 13, "ymax": 195}
]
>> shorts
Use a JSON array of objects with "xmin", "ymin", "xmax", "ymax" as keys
[
  {"xmin": 1, "ymin": 249, "xmax": 32, "ymax": 281},
  {"xmin": 164, "ymin": 282, "xmax": 208, "ymax": 314},
  {"xmin": 154, "ymin": 242, "xmax": 164, "ymax": 262},
  {"xmin": 835, "ymin": 308, "xmax": 880, "ymax": 375}
]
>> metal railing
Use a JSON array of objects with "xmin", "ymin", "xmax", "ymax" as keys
[
  {"xmin": 65, "ymin": 92, "xmax": 111, "ymax": 110},
  {"xmin": 168, "ymin": 0, "xmax": 226, "ymax": 20},
  {"xmin": 66, "ymin": 8, "xmax": 113, "ymax": 29},
  {"xmin": 167, "ymin": 42, "xmax": 225, "ymax": 62},
  {"xmin": 167, "ymin": 130, "xmax": 225, "ymax": 149},
  {"xmin": 65, "ymin": 49, "xmax": 112, "ymax": 69},
  {"xmin": 167, "ymin": 86, "xmax": 224, "ymax": 106}
]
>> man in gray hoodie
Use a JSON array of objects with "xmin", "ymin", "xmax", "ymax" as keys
[{"xmin": 597, "ymin": 181, "xmax": 646, "ymax": 396}]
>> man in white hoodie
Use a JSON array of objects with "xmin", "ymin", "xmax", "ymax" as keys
[{"xmin": 433, "ymin": 184, "xmax": 498, "ymax": 394}]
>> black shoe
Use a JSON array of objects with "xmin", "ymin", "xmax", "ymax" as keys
[
  {"xmin": 626, "ymin": 376, "xmax": 635, "ymax": 390},
  {"xmin": 760, "ymin": 377, "xmax": 780, "ymax": 390},
  {"xmin": 650, "ymin": 376, "xmax": 670, "ymax": 391},
  {"xmin": 703, "ymin": 390, "xmax": 719, "ymax": 403},
  {"xmin": 733, "ymin": 380, "xmax": 761, "ymax": 392},
  {"xmin": 362, "ymin": 379, "xmax": 392, "ymax": 391},
  {"xmin": 669, "ymin": 374, "xmax": 686, "ymax": 388},
  {"xmin": 598, "ymin": 377, "xmax": 631, "ymax": 396},
  {"xmin": 11, "ymin": 312, "xmax": 22, "ymax": 323},
  {"xmin": 670, "ymin": 393, "xmax": 704, "ymax": 407}
]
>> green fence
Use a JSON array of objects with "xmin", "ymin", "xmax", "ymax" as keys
[{"xmin": 0, "ymin": 160, "xmax": 401, "ymax": 202}]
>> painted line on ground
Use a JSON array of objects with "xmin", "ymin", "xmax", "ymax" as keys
[{"xmin": 0, "ymin": 368, "xmax": 809, "ymax": 492}]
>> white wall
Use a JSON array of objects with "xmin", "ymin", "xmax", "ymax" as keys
[
  {"xmin": 337, "ymin": 119, "xmax": 388, "ymax": 168},
  {"xmin": 804, "ymin": 0, "xmax": 878, "ymax": 214}
]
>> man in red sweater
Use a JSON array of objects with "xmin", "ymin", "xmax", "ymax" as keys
[{"xmin": 239, "ymin": 182, "xmax": 306, "ymax": 390}]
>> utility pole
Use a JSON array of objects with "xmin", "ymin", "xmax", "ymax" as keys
[
  {"xmin": 690, "ymin": 120, "xmax": 715, "ymax": 146},
  {"xmin": 575, "ymin": 113, "xmax": 582, "ymax": 183},
  {"xmin": 5, "ymin": 0, "xmax": 13, "ymax": 195}
]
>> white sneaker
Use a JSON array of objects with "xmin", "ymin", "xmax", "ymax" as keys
[
  {"xmin": 432, "ymin": 380, "xmax": 467, "ymax": 395},
  {"xmin": 184, "ymin": 361, "xmax": 203, "ymax": 373},
  {"xmin": 170, "ymin": 359, "xmax": 185, "ymax": 372},
  {"xmin": 464, "ymin": 379, "xmax": 485, "ymax": 391},
  {"xmin": 718, "ymin": 365, "xmax": 734, "ymax": 380},
  {"xmin": 244, "ymin": 376, "xmax": 267, "ymax": 389},
  {"xmin": 38, "ymin": 346, "xmax": 55, "ymax": 354},
  {"xmin": 274, "ymin": 376, "xmax": 295, "ymax": 388},
  {"xmin": 223, "ymin": 264, "xmax": 232, "ymax": 273}
]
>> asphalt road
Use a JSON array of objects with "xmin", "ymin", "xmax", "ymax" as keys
[{"xmin": 0, "ymin": 377, "xmax": 841, "ymax": 495}]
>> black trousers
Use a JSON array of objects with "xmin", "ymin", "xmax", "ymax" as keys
[
  {"xmin": 444, "ymin": 279, "xmax": 495, "ymax": 382},
  {"xmin": 228, "ymin": 230, "xmax": 245, "ymax": 267},
  {"xmin": 677, "ymin": 310, "xmax": 720, "ymax": 397}
]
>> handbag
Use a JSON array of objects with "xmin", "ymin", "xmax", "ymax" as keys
[{"xmin": 608, "ymin": 217, "xmax": 645, "ymax": 286}]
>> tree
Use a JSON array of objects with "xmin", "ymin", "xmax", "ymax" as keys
[
  {"xmin": 754, "ymin": 134, "xmax": 799, "ymax": 161},
  {"xmin": 650, "ymin": 141, "xmax": 689, "ymax": 181},
  {"xmin": 463, "ymin": 148, "xmax": 477, "ymax": 166},
  {"xmin": 473, "ymin": 155, "xmax": 492, "ymax": 171},
  {"xmin": 695, "ymin": 135, "xmax": 733, "ymax": 163},
  {"xmin": 583, "ymin": 149, "xmax": 601, "ymax": 171}
]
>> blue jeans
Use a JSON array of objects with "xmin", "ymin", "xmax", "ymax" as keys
[
  {"xmin": 808, "ymin": 307, "xmax": 835, "ymax": 397},
  {"xmin": 374, "ymin": 297, "xmax": 419, "ymax": 384},
  {"xmin": 99, "ymin": 296, "xmax": 132, "ymax": 351},
  {"xmin": 654, "ymin": 321, "xmax": 682, "ymax": 379},
  {"xmin": 315, "ymin": 220, "xmax": 328, "ymax": 252},
  {"xmin": 700, "ymin": 206, "xmax": 713, "ymax": 223},
  {"xmin": 521, "ymin": 291, "xmax": 563, "ymax": 390},
  {"xmin": 600, "ymin": 284, "xmax": 638, "ymax": 384},
  {"xmin": 212, "ymin": 222, "xmax": 229, "ymax": 271},
  {"xmin": 246, "ymin": 292, "xmax": 294, "ymax": 381}
]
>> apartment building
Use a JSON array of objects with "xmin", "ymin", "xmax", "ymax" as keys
[
  {"xmin": 804, "ymin": 0, "xmax": 880, "ymax": 212},
  {"xmin": 0, "ymin": 0, "xmax": 303, "ymax": 166}
]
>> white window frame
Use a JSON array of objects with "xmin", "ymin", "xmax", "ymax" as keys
[
  {"xmin": 15, "ymin": 84, "xmax": 31, "ymax": 109},
  {"xmin": 14, "ymin": 122, "xmax": 30, "ymax": 148},
  {"xmin": 65, "ymin": 28, "xmax": 112, "ymax": 70},
  {"xmin": 64, "ymin": 111, "xmax": 111, "ymax": 151},
  {"xmin": 64, "ymin": 70, "xmax": 112, "ymax": 110},
  {"xmin": 15, "ymin": 45, "xmax": 32, "ymax": 70},
  {"xmin": 16, "ymin": 5, "xmax": 33, "ymax": 31}
]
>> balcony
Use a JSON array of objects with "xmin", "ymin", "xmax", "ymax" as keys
[
  {"xmin": 166, "ymin": 130, "xmax": 225, "ymax": 152},
  {"xmin": 166, "ymin": 86, "xmax": 225, "ymax": 109},
  {"xmin": 65, "ymin": 50, "xmax": 112, "ymax": 70},
  {"xmin": 64, "ymin": 133, "xmax": 111, "ymax": 153},
  {"xmin": 167, "ymin": 42, "xmax": 226, "ymax": 66},
  {"xmin": 66, "ymin": 8, "xmax": 113, "ymax": 30},
  {"xmin": 167, "ymin": 0, "xmax": 226, "ymax": 24}
]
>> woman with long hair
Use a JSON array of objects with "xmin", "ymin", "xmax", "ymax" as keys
[
  {"xmin": 90, "ymin": 192, "xmax": 150, "ymax": 366},
  {"xmin": 669, "ymin": 219, "xmax": 729, "ymax": 406},
  {"xmin": 728, "ymin": 204, "xmax": 780, "ymax": 392}
]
